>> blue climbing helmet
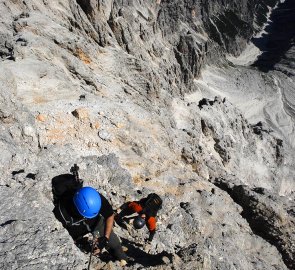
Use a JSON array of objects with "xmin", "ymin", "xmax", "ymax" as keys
[{"xmin": 73, "ymin": 187, "xmax": 102, "ymax": 218}]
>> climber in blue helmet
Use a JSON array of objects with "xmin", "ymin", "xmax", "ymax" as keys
[
  {"xmin": 53, "ymin": 168, "xmax": 128, "ymax": 266},
  {"xmin": 73, "ymin": 187, "xmax": 102, "ymax": 218}
]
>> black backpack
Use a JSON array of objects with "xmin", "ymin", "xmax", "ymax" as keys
[
  {"xmin": 143, "ymin": 193, "xmax": 163, "ymax": 215},
  {"xmin": 52, "ymin": 164, "xmax": 83, "ymax": 204}
]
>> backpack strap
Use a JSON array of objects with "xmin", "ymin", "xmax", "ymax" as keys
[
  {"xmin": 58, "ymin": 202, "xmax": 85, "ymax": 227},
  {"xmin": 58, "ymin": 202, "xmax": 73, "ymax": 226}
]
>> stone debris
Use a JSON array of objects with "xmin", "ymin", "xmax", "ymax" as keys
[
  {"xmin": 71, "ymin": 108, "xmax": 89, "ymax": 120},
  {"xmin": 36, "ymin": 114, "xmax": 46, "ymax": 122},
  {"xmin": 98, "ymin": 130, "xmax": 113, "ymax": 142}
]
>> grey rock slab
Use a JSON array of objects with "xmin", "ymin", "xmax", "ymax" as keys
[{"xmin": 98, "ymin": 129, "xmax": 113, "ymax": 141}]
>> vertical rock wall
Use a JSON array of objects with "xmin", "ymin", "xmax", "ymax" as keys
[{"xmin": 74, "ymin": 0, "xmax": 279, "ymax": 95}]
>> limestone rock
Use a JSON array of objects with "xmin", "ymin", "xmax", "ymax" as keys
[
  {"xmin": 71, "ymin": 108, "xmax": 89, "ymax": 120},
  {"xmin": 212, "ymin": 177, "xmax": 295, "ymax": 269},
  {"xmin": 98, "ymin": 129, "xmax": 112, "ymax": 141}
]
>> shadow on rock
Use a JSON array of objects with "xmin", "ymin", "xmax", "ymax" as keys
[
  {"xmin": 114, "ymin": 202, "xmax": 137, "ymax": 230},
  {"xmin": 252, "ymin": 0, "xmax": 295, "ymax": 72},
  {"xmin": 121, "ymin": 238, "xmax": 172, "ymax": 267}
]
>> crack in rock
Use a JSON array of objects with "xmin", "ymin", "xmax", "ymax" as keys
[{"xmin": 211, "ymin": 177, "xmax": 294, "ymax": 269}]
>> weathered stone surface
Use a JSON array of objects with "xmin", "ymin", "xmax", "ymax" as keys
[
  {"xmin": 211, "ymin": 177, "xmax": 295, "ymax": 269},
  {"xmin": 72, "ymin": 107, "xmax": 90, "ymax": 120},
  {"xmin": 98, "ymin": 129, "xmax": 113, "ymax": 141}
]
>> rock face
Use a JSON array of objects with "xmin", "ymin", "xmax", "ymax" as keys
[
  {"xmin": 212, "ymin": 177, "xmax": 295, "ymax": 269},
  {"xmin": 76, "ymin": 0, "xmax": 279, "ymax": 93},
  {"xmin": 0, "ymin": 0, "xmax": 294, "ymax": 269},
  {"xmin": 253, "ymin": 0, "xmax": 295, "ymax": 75}
]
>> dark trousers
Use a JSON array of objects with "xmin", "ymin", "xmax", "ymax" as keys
[{"xmin": 94, "ymin": 217, "xmax": 127, "ymax": 261}]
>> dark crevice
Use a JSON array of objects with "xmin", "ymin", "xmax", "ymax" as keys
[
  {"xmin": 0, "ymin": 219, "xmax": 17, "ymax": 227},
  {"xmin": 252, "ymin": 0, "xmax": 295, "ymax": 72},
  {"xmin": 26, "ymin": 173, "xmax": 36, "ymax": 180},
  {"xmin": 12, "ymin": 169, "xmax": 25, "ymax": 176},
  {"xmin": 76, "ymin": 0, "xmax": 93, "ymax": 16}
]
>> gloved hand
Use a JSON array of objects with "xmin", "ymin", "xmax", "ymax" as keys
[
  {"xmin": 93, "ymin": 246, "xmax": 100, "ymax": 256},
  {"xmin": 96, "ymin": 236, "xmax": 109, "ymax": 250},
  {"xmin": 92, "ymin": 237, "xmax": 100, "ymax": 255}
]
